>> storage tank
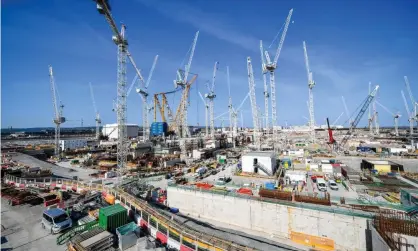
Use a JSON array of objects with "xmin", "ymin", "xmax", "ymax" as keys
[{"xmin": 150, "ymin": 122, "xmax": 168, "ymax": 136}]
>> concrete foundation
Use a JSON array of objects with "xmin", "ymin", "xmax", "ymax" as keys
[{"xmin": 167, "ymin": 186, "xmax": 370, "ymax": 251}]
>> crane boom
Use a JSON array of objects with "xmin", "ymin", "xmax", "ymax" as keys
[
  {"xmin": 340, "ymin": 85, "xmax": 379, "ymax": 148},
  {"xmin": 273, "ymin": 9, "xmax": 293, "ymax": 65}
]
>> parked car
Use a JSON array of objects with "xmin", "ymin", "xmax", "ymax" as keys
[
  {"xmin": 316, "ymin": 178, "xmax": 327, "ymax": 192},
  {"xmin": 41, "ymin": 208, "xmax": 73, "ymax": 234},
  {"xmin": 328, "ymin": 180, "xmax": 339, "ymax": 190}
]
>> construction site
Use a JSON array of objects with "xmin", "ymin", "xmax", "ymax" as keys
[{"xmin": 2, "ymin": 1, "xmax": 418, "ymax": 251}]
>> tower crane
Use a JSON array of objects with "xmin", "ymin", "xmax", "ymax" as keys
[
  {"xmin": 375, "ymin": 100, "xmax": 401, "ymax": 136},
  {"xmin": 260, "ymin": 41, "xmax": 269, "ymax": 132},
  {"xmin": 136, "ymin": 55, "xmax": 159, "ymax": 142},
  {"xmin": 339, "ymin": 85, "xmax": 379, "ymax": 150},
  {"xmin": 303, "ymin": 41, "xmax": 316, "ymax": 142},
  {"xmin": 368, "ymin": 82, "xmax": 374, "ymax": 134},
  {"xmin": 341, "ymin": 96, "xmax": 353, "ymax": 131},
  {"xmin": 227, "ymin": 66, "xmax": 233, "ymax": 133},
  {"xmin": 262, "ymin": 9, "xmax": 293, "ymax": 143},
  {"xmin": 205, "ymin": 61, "xmax": 219, "ymax": 139},
  {"xmin": 174, "ymin": 31, "xmax": 199, "ymax": 140},
  {"xmin": 89, "ymin": 83, "xmax": 102, "ymax": 140},
  {"xmin": 48, "ymin": 65, "xmax": 65, "ymax": 158},
  {"xmin": 404, "ymin": 76, "xmax": 417, "ymax": 130},
  {"xmin": 246, "ymin": 57, "xmax": 260, "ymax": 149},
  {"xmin": 198, "ymin": 91, "xmax": 209, "ymax": 137},
  {"xmin": 402, "ymin": 90, "xmax": 414, "ymax": 137},
  {"xmin": 372, "ymin": 101, "xmax": 379, "ymax": 135},
  {"xmin": 94, "ymin": 0, "xmax": 130, "ymax": 170}
]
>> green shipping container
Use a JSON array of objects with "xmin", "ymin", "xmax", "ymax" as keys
[{"xmin": 99, "ymin": 204, "xmax": 128, "ymax": 233}]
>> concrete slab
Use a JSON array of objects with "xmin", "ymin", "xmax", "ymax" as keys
[{"xmin": 1, "ymin": 199, "xmax": 66, "ymax": 251}]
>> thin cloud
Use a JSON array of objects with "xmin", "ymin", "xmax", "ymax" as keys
[{"xmin": 135, "ymin": 0, "xmax": 259, "ymax": 51}]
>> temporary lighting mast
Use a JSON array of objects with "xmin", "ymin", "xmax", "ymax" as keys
[
  {"xmin": 263, "ymin": 9, "xmax": 293, "ymax": 143},
  {"xmin": 205, "ymin": 61, "xmax": 219, "ymax": 139},
  {"xmin": 136, "ymin": 55, "xmax": 159, "ymax": 142},
  {"xmin": 89, "ymin": 83, "xmax": 102, "ymax": 140},
  {"xmin": 303, "ymin": 41, "xmax": 316, "ymax": 142},
  {"xmin": 198, "ymin": 91, "xmax": 209, "ymax": 137},
  {"xmin": 246, "ymin": 57, "xmax": 260, "ymax": 149},
  {"xmin": 339, "ymin": 85, "xmax": 379, "ymax": 149},
  {"xmin": 49, "ymin": 65, "xmax": 65, "ymax": 158},
  {"xmin": 375, "ymin": 100, "xmax": 401, "ymax": 136},
  {"xmin": 402, "ymin": 90, "xmax": 414, "ymax": 137}
]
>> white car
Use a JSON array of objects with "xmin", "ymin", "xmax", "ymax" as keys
[{"xmin": 328, "ymin": 180, "xmax": 339, "ymax": 190}]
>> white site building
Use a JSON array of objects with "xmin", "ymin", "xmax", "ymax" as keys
[
  {"xmin": 102, "ymin": 123, "xmax": 139, "ymax": 140},
  {"xmin": 241, "ymin": 151, "xmax": 277, "ymax": 176},
  {"xmin": 60, "ymin": 139, "xmax": 87, "ymax": 151}
]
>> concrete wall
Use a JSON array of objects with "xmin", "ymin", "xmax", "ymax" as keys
[
  {"xmin": 167, "ymin": 186, "xmax": 369, "ymax": 251},
  {"xmin": 370, "ymin": 224, "xmax": 390, "ymax": 251},
  {"xmin": 242, "ymin": 155, "xmax": 274, "ymax": 175}
]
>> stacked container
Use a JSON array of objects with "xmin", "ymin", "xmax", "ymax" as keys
[
  {"xmin": 150, "ymin": 122, "xmax": 168, "ymax": 136},
  {"xmin": 99, "ymin": 204, "xmax": 128, "ymax": 233}
]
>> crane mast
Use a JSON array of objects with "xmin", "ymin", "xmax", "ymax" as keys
[
  {"xmin": 89, "ymin": 83, "xmax": 101, "ymax": 140},
  {"xmin": 49, "ymin": 65, "xmax": 65, "ymax": 158},
  {"xmin": 375, "ymin": 100, "xmax": 400, "ymax": 136},
  {"xmin": 247, "ymin": 57, "xmax": 260, "ymax": 149},
  {"xmin": 263, "ymin": 9, "xmax": 293, "ymax": 144},
  {"xmin": 373, "ymin": 101, "xmax": 379, "ymax": 135},
  {"xmin": 402, "ymin": 90, "xmax": 414, "ymax": 137},
  {"xmin": 404, "ymin": 76, "xmax": 418, "ymax": 130},
  {"xmin": 136, "ymin": 55, "xmax": 159, "ymax": 142},
  {"xmin": 206, "ymin": 62, "xmax": 219, "ymax": 139},
  {"xmin": 198, "ymin": 91, "xmax": 209, "ymax": 137},
  {"xmin": 95, "ymin": 0, "xmax": 129, "ymax": 170},
  {"xmin": 260, "ymin": 41, "xmax": 269, "ymax": 132},
  {"xmin": 303, "ymin": 41, "xmax": 316, "ymax": 142},
  {"xmin": 368, "ymin": 82, "xmax": 374, "ymax": 134},
  {"xmin": 227, "ymin": 66, "xmax": 233, "ymax": 134}
]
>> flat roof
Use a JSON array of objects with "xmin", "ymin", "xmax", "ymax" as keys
[
  {"xmin": 364, "ymin": 159, "xmax": 401, "ymax": 166},
  {"xmin": 242, "ymin": 151, "xmax": 275, "ymax": 158}
]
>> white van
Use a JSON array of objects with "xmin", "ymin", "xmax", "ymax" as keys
[{"xmin": 316, "ymin": 178, "xmax": 327, "ymax": 192}]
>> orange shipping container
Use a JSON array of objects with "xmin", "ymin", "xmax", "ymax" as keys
[{"xmin": 105, "ymin": 194, "xmax": 115, "ymax": 205}]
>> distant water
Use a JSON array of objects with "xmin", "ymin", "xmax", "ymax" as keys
[{"xmin": 1, "ymin": 127, "xmax": 96, "ymax": 133}]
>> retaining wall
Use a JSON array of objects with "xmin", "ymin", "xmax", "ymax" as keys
[{"xmin": 167, "ymin": 186, "xmax": 369, "ymax": 251}]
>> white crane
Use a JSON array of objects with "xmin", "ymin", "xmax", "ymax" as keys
[
  {"xmin": 198, "ymin": 90, "xmax": 209, "ymax": 137},
  {"xmin": 246, "ymin": 57, "xmax": 260, "ymax": 149},
  {"xmin": 89, "ymin": 83, "xmax": 101, "ymax": 140},
  {"xmin": 95, "ymin": 0, "xmax": 130, "ymax": 170},
  {"xmin": 402, "ymin": 90, "xmax": 414, "ymax": 136},
  {"xmin": 331, "ymin": 112, "xmax": 344, "ymax": 129},
  {"xmin": 260, "ymin": 40, "xmax": 269, "ymax": 132},
  {"xmin": 404, "ymin": 76, "xmax": 417, "ymax": 130},
  {"xmin": 263, "ymin": 9, "xmax": 293, "ymax": 143},
  {"xmin": 227, "ymin": 66, "xmax": 233, "ymax": 133},
  {"xmin": 205, "ymin": 61, "xmax": 219, "ymax": 139},
  {"xmin": 136, "ymin": 55, "xmax": 159, "ymax": 142},
  {"xmin": 48, "ymin": 65, "xmax": 65, "ymax": 158},
  {"xmin": 341, "ymin": 96, "xmax": 353, "ymax": 131},
  {"xmin": 375, "ymin": 100, "xmax": 401, "ymax": 136},
  {"xmin": 368, "ymin": 82, "xmax": 374, "ymax": 134},
  {"xmin": 303, "ymin": 41, "xmax": 316, "ymax": 142},
  {"xmin": 373, "ymin": 100, "xmax": 379, "ymax": 135},
  {"xmin": 174, "ymin": 31, "xmax": 199, "ymax": 140}
]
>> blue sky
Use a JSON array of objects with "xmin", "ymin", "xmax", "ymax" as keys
[{"xmin": 2, "ymin": 0, "xmax": 418, "ymax": 128}]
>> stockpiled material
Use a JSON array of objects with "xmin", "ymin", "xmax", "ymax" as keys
[{"xmin": 99, "ymin": 204, "xmax": 128, "ymax": 233}]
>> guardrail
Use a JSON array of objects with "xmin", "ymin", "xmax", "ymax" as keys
[{"xmin": 3, "ymin": 175, "xmax": 250, "ymax": 250}]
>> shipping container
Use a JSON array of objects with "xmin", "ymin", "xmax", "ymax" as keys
[
  {"xmin": 99, "ymin": 204, "xmax": 128, "ymax": 233},
  {"xmin": 150, "ymin": 122, "xmax": 168, "ymax": 136}
]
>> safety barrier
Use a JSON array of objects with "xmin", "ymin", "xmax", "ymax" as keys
[
  {"xmin": 3, "ymin": 175, "xmax": 250, "ymax": 250},
  {"xmin": 56, "ymin": 221, "xmax": 99, "ymax": 245}
]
